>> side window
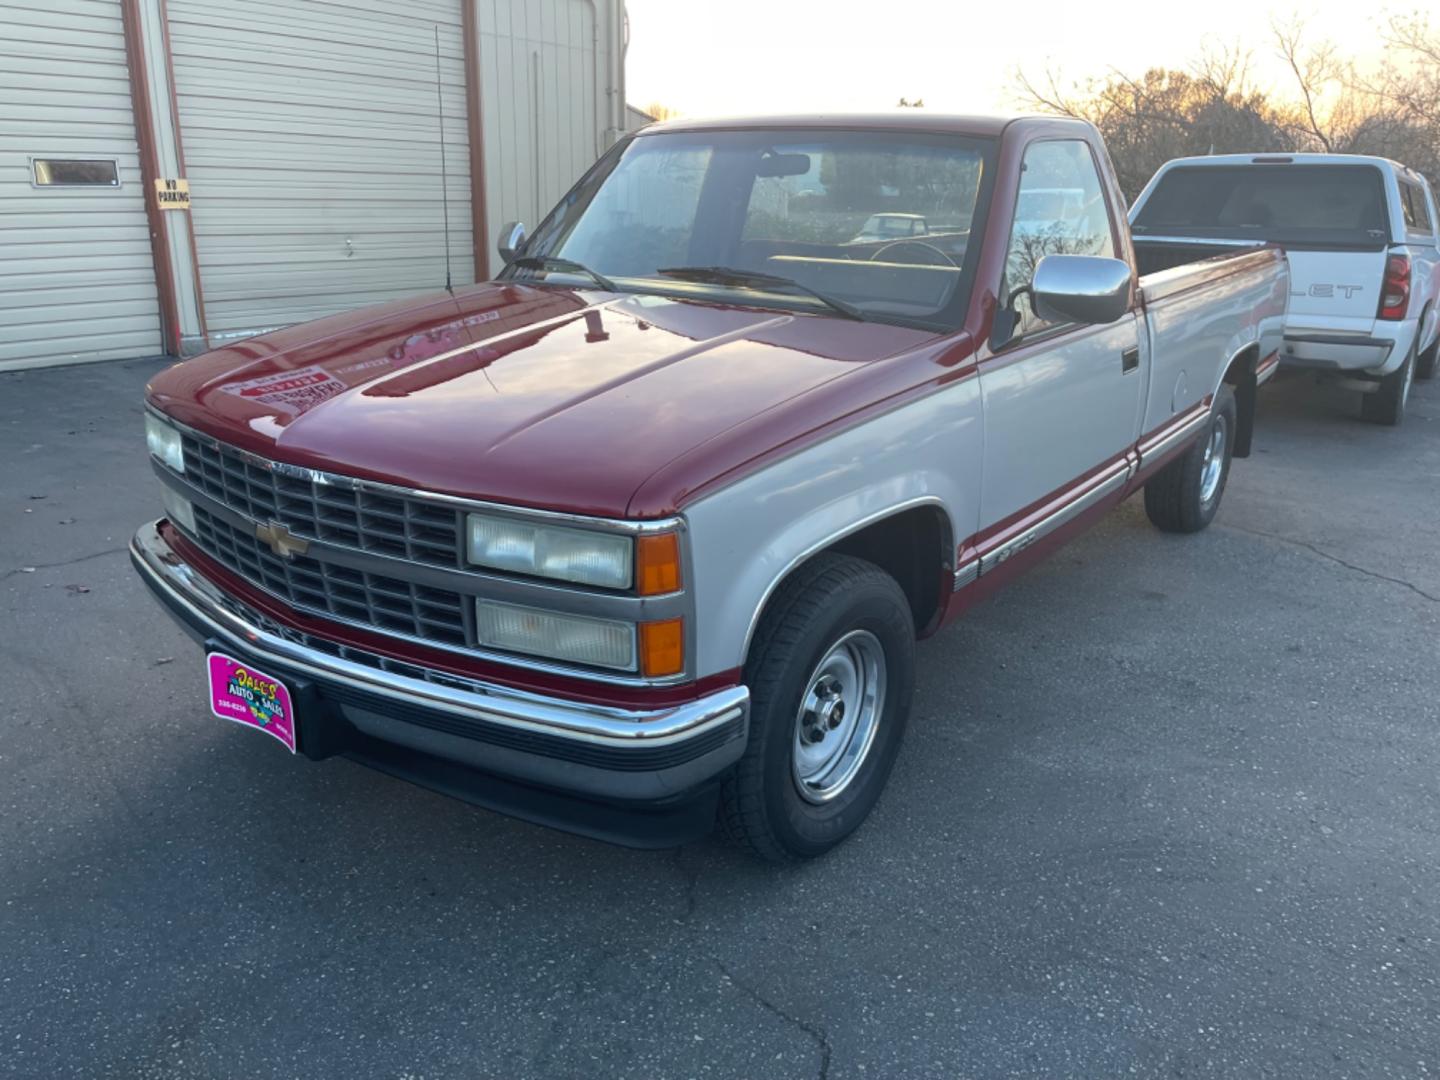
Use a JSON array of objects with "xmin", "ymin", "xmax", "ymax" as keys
[
  {"xmin": 1002, "ymin": 140, "xmax": 1116, "ymax": 340},
  {"xmin": 1401, "ymin": 180, "xmax": 1433, "ymax": 234},
  {"xmin": 1400, "ymin": 182, "xmax": 1419, "ymax": 230}
]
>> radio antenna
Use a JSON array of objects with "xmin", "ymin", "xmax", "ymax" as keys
[{"xmin": 433, "ymin": 25, "xmax": 454, "ymax": 296}]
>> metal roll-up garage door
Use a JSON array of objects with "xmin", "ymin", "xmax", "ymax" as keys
[
  {"xmin": 166, "ymin": 0, "xmax": 474, "ymax": 343},
  {"xmin": 0, "ymin": 0, "xmax": 163, "ymax": 370}
]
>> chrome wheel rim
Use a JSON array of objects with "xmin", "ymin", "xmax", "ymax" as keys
[
  {"xmin": 1402, "ymin": 352, "xmax": 1414, "ymax": 408},
  {"xmin": 1199, "ymin": 413, "xmax": 1227, "ymax": 506},
  {"xmin": 791, "ymin": 630, "xmax": 886, "ymax": 804}
]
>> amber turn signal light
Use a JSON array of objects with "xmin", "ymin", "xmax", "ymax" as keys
[
  {"xmin": 636, "ymin": 532, "xmax": 681, "ymax": 595},
  {"xmin": 639, "ymin": 618, "xmax": 684, "ymax": 678}
]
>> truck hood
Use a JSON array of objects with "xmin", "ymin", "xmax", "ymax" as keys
[{"xmin": 147, "ymin": 282, "xmax": 944, "ymax": 518}]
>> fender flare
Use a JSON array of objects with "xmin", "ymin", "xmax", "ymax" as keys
[
  {"xmin": 738, "ymin": 495, "xmax": 956, "ymax": 665},
  {"xmin": 1418, "ymin": 300, "xmax": 1437, "ymax": 357},
  {"xmin": 1215, "ymin": 340, "xmax": 1261, "ymax": 459}
]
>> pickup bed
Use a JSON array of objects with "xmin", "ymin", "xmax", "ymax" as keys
[{"xmin": 134, "ymin": 114, "xmax": 1287, "ymax": 860}]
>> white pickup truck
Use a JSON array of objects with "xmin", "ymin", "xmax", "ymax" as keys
[
  {"xmin": 134, "ymin": 114, "xmax": 1288, "ymax": 861},
  {"xmin": 1130, "ymin": 153, "xmax": 1440, "ymax": 424}
]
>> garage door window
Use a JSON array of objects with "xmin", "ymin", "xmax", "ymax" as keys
[{"xmin": 31, "ymin": 158, "xmax": 120, "ymax": 187}]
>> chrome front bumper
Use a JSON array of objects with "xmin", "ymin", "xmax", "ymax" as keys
[{"xmin": 130, "ymin": 520, "xmax": 749, "ymax": 819}]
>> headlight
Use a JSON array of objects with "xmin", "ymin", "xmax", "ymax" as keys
[
  {"xmin": 475, "ymin": 600, "xmax": 635, "ymax": 670},
  {"xmin": 145, "ymin": 414, "xmax": 185, "ymax": 473},
  {"xmin": 466, "ymin": 512, "xmax": 632, "ymax": 589},
  {"xmin": 161, "ymin": 486, "xmax": 196, "ymax": 534}
]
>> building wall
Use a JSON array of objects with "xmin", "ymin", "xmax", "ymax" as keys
[
  {"xmin": 625, "ymin": 103, "xmax": 654, "ymax": 132},
  {"xmin": 474, "ymin": 0, "xmax": 630, "ymax": 279},
  {"xmin": 477, "ymin": 0, "xmax": 604, "ymax": 281},
  {"xmin": 0, "ymin": 0, "xmax": 163, "ymax": 371},
  {"xmin": 0, "ymin": 0, "xmax": 626, "ymax": 368}
]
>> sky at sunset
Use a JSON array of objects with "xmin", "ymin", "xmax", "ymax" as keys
[{"xmin": 624, "ymin": 0, "xmax": 1391, "ymax": 118}]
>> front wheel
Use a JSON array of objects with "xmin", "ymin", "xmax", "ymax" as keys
[
  {"xmin": 720, "ymin": 554, "xmax": 915, "ymax": 862},
  {"xmin": 1144, "ymin": 384, "xmax": 1236, "ymax": 534}
]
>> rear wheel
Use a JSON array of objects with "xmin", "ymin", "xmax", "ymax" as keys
[
  {"xmin": 1415, "ymin": 333, "xmax": 1437, "ymax": 381},
  {"xmin": 720, "ymin": 554, "xmax": 915, "ymax": 862},
  {"xmin": 1360, "ymin": 340, "xmax": 1415, "ymax": 426},
  {"xmin": 1144, "ymin": 384, "xmax": 1236, "ymax": 534}
]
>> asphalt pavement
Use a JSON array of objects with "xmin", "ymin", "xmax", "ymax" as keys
[{"xmin": 2, "ymin": 357, "xmax": 1438, "ymax": 1079}]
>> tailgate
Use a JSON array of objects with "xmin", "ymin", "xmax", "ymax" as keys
[{"xmin": 1284, "ymin": 248, "xmax": 1385, "ymax": 330}]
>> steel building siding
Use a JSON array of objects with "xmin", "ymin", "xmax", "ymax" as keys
[
  {"xmin": 166, "ymin": 0, "xmax": 476, "ymax": 339},
  {"xmin": 0, "ymin": 0, "xmax": 622, "ymax": 366},
  {"xmin": 477, "ymin": 0, "xmax": 599, "ymax": 277},
  {"xmin": 0, "ymin": 0, "xmax": 163, "ymax": 369}
]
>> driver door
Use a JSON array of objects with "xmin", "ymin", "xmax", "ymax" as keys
[{"xmin": 976, "ymin": 138, "xmax": 1145, "ymax": 551}]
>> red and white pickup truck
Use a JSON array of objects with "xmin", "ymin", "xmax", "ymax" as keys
[{"xmin": 134, "ymin": 114, "xmax": 1287, "ymax": 860}]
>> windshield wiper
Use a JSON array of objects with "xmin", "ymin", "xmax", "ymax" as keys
[
  {"xmin": 510, "ymin": 255, "xmax": 618, "ymax": 292},
  {"xmin": 655, "ymin": 266, "xmax": 867, "ymax": 321}
]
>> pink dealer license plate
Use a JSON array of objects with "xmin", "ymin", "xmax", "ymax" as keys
[{"xmin": 206, "ymin": 652, "xmax": 297, "ymax": 753}]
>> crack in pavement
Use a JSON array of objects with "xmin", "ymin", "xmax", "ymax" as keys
[
  {"xmin": 673, "ymin": 855, "xmax": 834, "ymax": 1076},
  {"xmin": 671, "ymin": 846, "xmax": 699, "ymax": 923},
  {"xmin": 1, "ymin": 546, "xmax": 128, "ymax": 582},
  {"xmin": 714, "ymin": 957, "xmax": 832, "ymax": 1080},
  {"xmin": 1223, "ymin": 524, "xmax": 1440, "ymax": 604}
]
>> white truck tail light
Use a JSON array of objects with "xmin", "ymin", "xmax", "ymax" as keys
[{"xmin": 1378, "ymin": 255, "xmax": 1410, "ymax": 320}]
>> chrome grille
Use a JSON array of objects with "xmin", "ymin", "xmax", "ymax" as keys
[
  {"xmin": 191, "ymin": 507, "xmax": 469, "ymax": 647},
  {"xmin": 210, "ymin": 587, "xmax": 480, "ymax": 689},
  {"xmin": 180, "ymin": 434, "xmax": 461, "ymax": 567}
]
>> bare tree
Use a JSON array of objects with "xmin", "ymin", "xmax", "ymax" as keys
[
  {"xmin": 1014, "ymin": 20, "xmax": 1440, "ymax": 199},
  {"xmin": 1370, "ymin": 14, "xmax": 1440, "ymax": 179},
  {"xmin": 642, "ymin": 102, "xmax": 683, "ymax": 123},
  {"xmin": 1013, "ymin": 46, "xmax": 1292, "ymax": 201},
  {"xmin": 1272, "ymin": 19, "xmax": 1342, "ymax": 152},
  {"xmin": 1012, "ymin": 66, "xmax": 1086, "ymax": 118}
]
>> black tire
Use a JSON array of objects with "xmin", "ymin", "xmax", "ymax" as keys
[
  {"xmin": 1414, "ymin": 333, "xmax": 1437, "ymax": 381},
  {"xmin": 1360, "ymin": 340, "xmax": 1415, "ymax": 426},
  {"xmin": 1144, "ymin": 383, "xmax": 1236, "ymax": 534},
  {"xmin": 719, "ymin": 554, "xmax": 915, "ymax": 862}
]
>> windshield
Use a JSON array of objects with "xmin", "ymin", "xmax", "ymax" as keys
[
  {"xmin": 1132, "ymin": 164, "xmax": 1391, "ymax": 250},
  {"xmin": 512, "ymin": 129, "xmax": 995, "ymax": 329}
]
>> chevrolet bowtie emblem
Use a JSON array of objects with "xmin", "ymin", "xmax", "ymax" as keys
[{"xmin": 255, "ymin": 521, "xmax": 309, "ymax": 560}]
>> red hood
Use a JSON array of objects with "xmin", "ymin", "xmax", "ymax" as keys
[{"xmin": 147, "ymin": 282, "xmax": 961, "ymax": 518}]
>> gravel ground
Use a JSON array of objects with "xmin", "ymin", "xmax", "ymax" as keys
[{"xmin": 2, "ymin": 357, "xmax": 1438, "ymax": 1079}]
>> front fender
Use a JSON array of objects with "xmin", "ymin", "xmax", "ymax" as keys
[{"xmin": 682, "ymin": 377, "xmax": 983, "ymax": 676}]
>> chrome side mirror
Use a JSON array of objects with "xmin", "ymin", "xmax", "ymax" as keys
[
  {"xmin": 1031, "ymin": 254, "xmax": 1133, "ymax": 326},
  {"xmin": 497, "ymin": 221, "xmax": 528, "ymax": 265}
]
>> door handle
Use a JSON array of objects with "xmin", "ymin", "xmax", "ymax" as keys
[{"xmin": 1121, "ymin": 346, "xmax": 1140, "ymax": 373}]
